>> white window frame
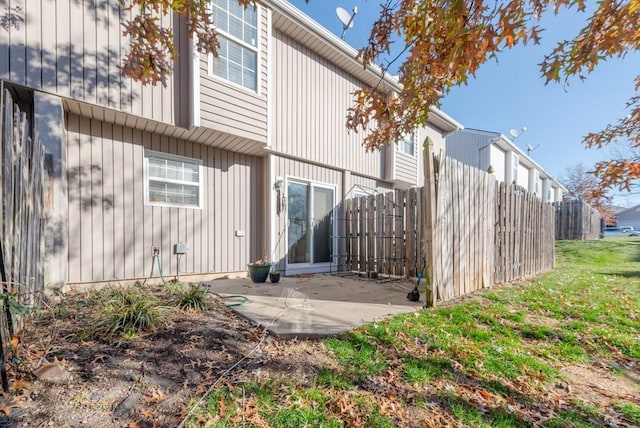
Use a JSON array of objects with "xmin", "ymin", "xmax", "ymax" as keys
[
  {"xmin": 398, "ymin": 132, "xmax": 415, "ymax": 156},
  {"xmin": 208, "ymin": 0, "xmax": 260, "ymax": 93},
  {"xmin": 143, "ymin": 150, "xmax": 204, "ymax": 209}
]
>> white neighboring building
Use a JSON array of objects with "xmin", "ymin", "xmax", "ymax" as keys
[{"xmin": 445, "ymin": 128, "xmax": 566, "ymax": 203}]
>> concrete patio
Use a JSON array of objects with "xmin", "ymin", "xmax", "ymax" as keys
[{"xmin": 204, "ymin": 274, "xmax": 425, "ymax": 338}]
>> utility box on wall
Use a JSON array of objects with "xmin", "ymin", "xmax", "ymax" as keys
[{"xmin": 173, "ymin": 242, "xmax": 188, "ymax": 255}]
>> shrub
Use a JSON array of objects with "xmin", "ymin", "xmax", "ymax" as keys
[
  {"xmin": 171, "ymin": 284, "xmax": 209, "ymax": 311},
  {"xmin": 91, "ymin": 286, "xmax": 170, "ymax": 339}
]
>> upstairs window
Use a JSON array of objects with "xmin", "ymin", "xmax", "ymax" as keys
[
  {"xmin": 144, "ymin": 150, "xmax": 203, "ymax": 209},
  {"xmin": 210, "ymin": 0, "xmax": 258, "ymax": 91},
  {"xmin": 399, "ymin": 133, "xmax": 415, "ymax": 156}
]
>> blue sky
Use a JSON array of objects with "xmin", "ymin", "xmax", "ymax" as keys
[{"xmin": 290, "ymin": 0, "xmax": 639, "ymax": 207}]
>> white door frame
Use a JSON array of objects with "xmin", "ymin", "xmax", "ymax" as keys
[{"xmin": 285, "ymin": 177, "xmax": 337, "ymax": 275}]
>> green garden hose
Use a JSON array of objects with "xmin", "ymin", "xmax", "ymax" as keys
[{"xmin": 209, "ymin": 291, "xmax": 249, "ymax": 307}]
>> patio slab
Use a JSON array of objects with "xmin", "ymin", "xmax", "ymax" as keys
[{"xmin": 204, "ymin": 274, "xmax": 425, "ymax": 338}]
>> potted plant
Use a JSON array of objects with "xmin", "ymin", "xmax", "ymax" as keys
[
  {"xmin": 247, "ymin": 259, "xmax": 271, "ymax": 283},
  {"xmin": 269, "ymin": 265, "xmax": 281, "ymax": 283}
]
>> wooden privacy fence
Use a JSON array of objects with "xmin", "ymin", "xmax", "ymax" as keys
[
  {"xmin": 424, "ymin": 153, "xmax": 555, "ymax": 303},
  {"xmin": 553, "ymin": 199, "xmax": 602, "ymax": 240},
  {"xmin": 340, "ymin": 188, "xmax": 425, "ymax": 278},
  {"xmin": 339, "ymin": 150, "xmax": 556, "ymax": 306},
  {"xmin": 0, "ymin": 85, "xmax": 46, "ymax": 391}
]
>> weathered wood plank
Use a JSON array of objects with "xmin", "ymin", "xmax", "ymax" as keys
[{"xmin": 394, "ymin": 189, "xmax": 404, "ymax": 276}]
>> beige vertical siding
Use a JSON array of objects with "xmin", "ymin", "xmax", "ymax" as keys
[
  {"xmin": 347, "ymin": 174, "xmax": 393, "ymax": 196},
  {"xmin": 65, "ymin": 113, "xmax": 264, "ymax": 284},
  {"xmin": 273, "ymin": 30, "xmax": 384, "ymax": 178},
  {"xmin": 0, "ymin": 0, "xmax": 184, "ymax": 125},
  {"xmin": 395, "ymin": 151, "xmax": 418, "ymax": 186},
  {"xmin": 198, "ymin": 6, "xmax": 268, "ymax": 144}
]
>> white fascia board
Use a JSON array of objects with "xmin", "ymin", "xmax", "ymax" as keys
[{"xmin": 428, "ymin": 107, "xmax": 464, "ymax": 134}]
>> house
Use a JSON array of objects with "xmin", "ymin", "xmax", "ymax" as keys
[
  {"xmin": 445, "ymin": 128, "xmax": 566, "ymax": 202},
  {"xmin": 0, "ymin": 0, "xmax": 461, "ymax": 290},
  {"xmin": 615, "ymin": 204, "xmax": 640, "ymax": 230}
]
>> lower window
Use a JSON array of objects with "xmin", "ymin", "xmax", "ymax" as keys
[{"xmin": 144, "ymin": 150, "xmax": 203, "ymax": 209}]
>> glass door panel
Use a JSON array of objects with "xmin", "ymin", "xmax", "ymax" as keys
[
  {"xmin": 312, "ymin": 187, "xmax": 334, "ymax": 263},
  {"xmin": 287, "ymin": 182, "xmax": 310, "ymax": 264}
]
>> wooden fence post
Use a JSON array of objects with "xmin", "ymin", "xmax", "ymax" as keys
[{"xmin": 423, "ymin": 138, "xmax": 437, "ymax": 307}]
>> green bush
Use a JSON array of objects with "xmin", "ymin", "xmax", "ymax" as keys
[
  {"xmin": 91, "ymin": 286, "xmax": 170, "ymax": 339},
  {"xmin": 171, "ymin": 284, "xmax": 209, "ymax": 311}
]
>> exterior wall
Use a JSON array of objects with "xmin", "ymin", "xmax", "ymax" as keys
[
  {"xmin": 415, "ymin": 125, "xmax": 447, "ymax": 187},
  {"xmin": 199, "ymin": 6, "xmax": 269, "ymax": 144},
  {"xmin": 516, "ymin": 162, "xmax": 530, "ymax": 190},
  {"xmin": 272, "ymin": 30, "xmax": 383, "ymax": 178},
  {"xmin": 347, "ymin": 174, "xmax": 394, "ymax": 196},
  {"xmin": 395, "ymin": 150, "xmax": 418, "ymax": 186},
  {"xmin": 487, "ymin": 145, "xmax": 505, "ymax": 181},
  {"xmin": 445, "ymin": 131, "xmax": 480, "ymax": 168},
  {"xmin": 65, "ymin": 112, "xmax": 265, "ymax": 284},
  {"xmin": 0, "ymin": 0, "xmax": 185, "ymax": 126},
  {"xmin": 616, "ymin": 205, "xmax": 640, "ymax": 229}
]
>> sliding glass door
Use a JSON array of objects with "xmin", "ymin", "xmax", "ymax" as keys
[{"xmin": 287, "ymin": 180, "xmax": 335, "ymax": 269}]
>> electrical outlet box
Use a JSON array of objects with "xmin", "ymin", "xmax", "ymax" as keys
[
  {"xmin": 235, "ymin": 229, "xmax": 245, "ymax": 237},
  {"xmin": 152, "ymin": 246, "xmax": 160, "ymax": 255},
  {"xmin": 173, "ymin": 242, "xmax": 187, "ymax": 255}
]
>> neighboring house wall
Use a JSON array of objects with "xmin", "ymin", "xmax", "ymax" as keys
[
  {"xmin": 616, "ymin": 205, "xmax": 640, "ymax": 230},
  {"xmin": 65, "ymin": 112, "xmax": 265, "ymax": 284},
  {"xmin": 445, "ymin": 129, "xmax": 566, "ymax": 201},
  {"xmin": 489, "ymin": 145, "xmax": 506, "ymax": 181},
  {"xmin": 417, "ymin": 125, "xmax": 450, "ymax": 186},
  {"xmin": 516, "ymin": 162, "xmax": 530, "ymax": 190},
  {"xmin": 0, "ymin": 0, "xmax": 187, "ymax": 126},
  {"xmin": 445, "ymin": 131, "xmax": 481, "ymax": 168}
]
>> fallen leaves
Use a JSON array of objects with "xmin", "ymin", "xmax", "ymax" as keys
[{"xmin": 0, "ymin": 399, "xmax": 23, "ymax": 416}]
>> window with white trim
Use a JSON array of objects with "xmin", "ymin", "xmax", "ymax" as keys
[
  {"xmin": 399, "ymin": 133, "xmax": 415, "ymax": 156},
  {"xmin": 144, "ymin": 150, "xmax": 203, "ymax": 208},
  {"xmin": 210, "ymin": 0, "xmax": 258, "ymax": 91}
]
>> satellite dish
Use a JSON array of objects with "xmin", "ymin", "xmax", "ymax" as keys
[
  {"xmin": 527, "ymin": 143, "xmax": 540, "ymax": 155},
  {"xmin": 508, "ymin": 126, "xmax": 527, "ymax": 140},
  {"xmin": 336, "ymin": 6, "xmax": 358, "ymax": 39}
]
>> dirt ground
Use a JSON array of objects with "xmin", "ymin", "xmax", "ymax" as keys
[{"xmin": 0, "ymin": 289, "xmax": 325, "ymax": 428}]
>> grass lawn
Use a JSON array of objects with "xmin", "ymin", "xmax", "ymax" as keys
[{"xmin": 187, "ymin": 239, "xmax": 640, "ymax": 427}]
